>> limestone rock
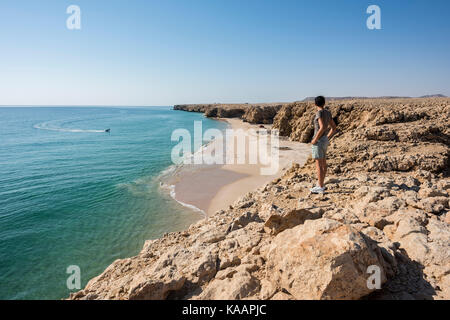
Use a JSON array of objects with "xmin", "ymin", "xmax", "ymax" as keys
[
  {"xmin": 417, "ymin": 197, "xmax": 448, "ymax": 214},
  {"xmin": 196, "ymin": 271, "xmax": 260, "ymax": 300},
  {"xmin": 418, "ymin": 187, "xmax": 448, "ymax": 199},
  {"xmin": 228, "ymin": 211, "xmax": 262, "ymax": 232},
  {"xmin": 129, "ymin": 274, "xmax": 186, "ymax": 300},
  {"xmin": 270, "ymin": 291, "xmax": 295, "ymax": 300},
  {"xmin": 263, "ymin": 208, "xmax": 321, "ymax": 235},
  {"xmin": 265, "ymin": 219, "xmax": 388, "ymax": 300},
  {"xmin": 259, "ymin": 203, "xmax": 285, "ymax": 220},
  {"xmin": 70, "ymin": 98, "xmax": 450, "ymax": 301}
]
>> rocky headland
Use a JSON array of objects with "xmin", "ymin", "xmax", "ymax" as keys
[
  {"xmin": 174, "ymin": 103, "xmax": 288, "ymax": 124},
  {"xmin": 70, "ymin": 98, "xmax": 449, "ymax": 300}
]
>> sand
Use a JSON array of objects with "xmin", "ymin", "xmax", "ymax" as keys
[{"xmin": 166, "ymin": 118, "xmax": 311, "ymax": 216}]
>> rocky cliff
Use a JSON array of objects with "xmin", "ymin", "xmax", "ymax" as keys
[
  {"xmin": 174, "ymin": 103, "xmax": 288, "ymax": 124},
  {"xmin": 272, "ymin": 98, "xmax": 449, "ymax": 175},
  {"xmin": 70, "ymin": 98, "xmax": 450, "ymax": 300}
]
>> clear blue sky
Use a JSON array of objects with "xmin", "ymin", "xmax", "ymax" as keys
[{"xmin": 0, "ymin": 0, "xmax": 449, "ymax": 106}]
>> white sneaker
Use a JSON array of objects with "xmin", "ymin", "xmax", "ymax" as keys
[{"xmin": 310, "ymin": 186, "xmax": 325, "ymax": 194}]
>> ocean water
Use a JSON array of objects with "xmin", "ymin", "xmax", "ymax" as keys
[{"xmin": 0, "ymin": 106, "xmax": 227, "ymax": 300}]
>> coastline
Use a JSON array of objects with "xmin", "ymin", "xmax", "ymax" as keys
[
  {"xmin": 165, "ymin": 117, "xmax": 311, "ymax": 216},
  {"xmin": 70, "ymin": 98, "xmax": 449, "ymax": 300}
]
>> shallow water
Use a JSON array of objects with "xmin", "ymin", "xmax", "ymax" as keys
[{"xmin": 0, "ymin": 106, "xmax": 227, "ymax": 299}]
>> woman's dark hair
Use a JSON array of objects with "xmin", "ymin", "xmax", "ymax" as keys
[{"xmin": 315, "ymin": 96, "xmax": 325, "ymax": 107}]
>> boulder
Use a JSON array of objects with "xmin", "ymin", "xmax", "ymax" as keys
[
  {"xmin": 418, "ymin": 187, "xmax": 448, "ymax": 199},
  {"xmin": 259, "ymin": 203, "xmax": 285, "ymax": 220},
  {"xmin": 417, "ymin": 197, "xmax": 448, "ymax": 214},
  {"xmin": 270, "ymin": 291, "xmax": 295, "ymax": 300},
  {"xmin": 228, "ymin": 211, "xmax": 262, "ymax": 232},
  {"xmin": 196, "ymin": 271, "xmax": 260, "ymax": 300},
  {"xmin": 353, "ymin": 196, "xmax": 406, "ymax": 229},
  {"xmin": 265, "ymin": 219, "xmax": 388, "ymax": 300},
  {"xmin": 263, "ymin": 208, "xmax": 321, "ymax": 235},
  {"xmin": 129, "ymin": 274, "xmax": 186, "ymax": 300}
]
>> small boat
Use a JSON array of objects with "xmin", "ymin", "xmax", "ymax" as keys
[{"xmin": 105, "ymin": 129, "xmax": 110, "ymax": 133}]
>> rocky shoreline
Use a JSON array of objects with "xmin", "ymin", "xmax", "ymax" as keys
[
  {"xmin": 174, "ymin": 103, "xmax": 288, "ymax": 124},
  {"xmin": 70, "ymin": 98, "xmax": 449, "ymax": 300}
]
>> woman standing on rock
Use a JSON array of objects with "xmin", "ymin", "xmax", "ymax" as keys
[{"xmin": 310, "ymin": 96, "xmax": 337, "ymax": 194}]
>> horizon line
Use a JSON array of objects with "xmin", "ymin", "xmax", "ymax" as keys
[{"xmin": 0, "ymin": 94, "xmax": 447, "ymax": 108}]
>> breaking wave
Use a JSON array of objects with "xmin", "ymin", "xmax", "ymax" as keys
[{"xmin": 161, "ymin": 183, "xmax": 206, "ymax": 216}]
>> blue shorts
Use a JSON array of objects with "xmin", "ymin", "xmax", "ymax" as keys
[{"xmin": 312, "ymin": 136, "xmax": 329, "ymax": 159}]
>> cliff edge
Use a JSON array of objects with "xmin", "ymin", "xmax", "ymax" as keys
[{"xmin": 70, "ymin": 98, "xmax": 449, "ymax": 300}]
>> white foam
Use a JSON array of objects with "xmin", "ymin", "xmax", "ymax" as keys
[
  {"xmin": 33, "ymin": 122, "xmax": 106, "ymax": 133},
  {"xmin": 117, "ymin": 174, "xmax": 206, "ymax": 217},
  {"xmin": 161, "ymin": 183, "xmax": 206, "ymax": 216}
]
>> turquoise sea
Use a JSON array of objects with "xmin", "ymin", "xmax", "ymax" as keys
[{"xmin": 0, "ymin": 106, "xmax": 227, "ymax": 300}]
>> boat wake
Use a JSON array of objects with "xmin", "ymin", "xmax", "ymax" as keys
[{"xmin": 33, "ymin": 120, "xmax": 106, "ymax": 133}]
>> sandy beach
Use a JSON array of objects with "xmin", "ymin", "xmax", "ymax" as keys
[
  {"xmin": 166, "ymin": 118, "xmax": 311, "ymax": 216},
  {"xmin": 70, "ymin": 98, "xmax": 450, "ymax": 301}
]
